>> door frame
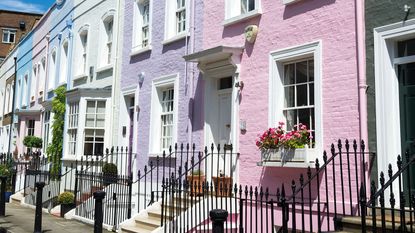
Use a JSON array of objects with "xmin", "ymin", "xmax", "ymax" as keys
[
  {"xmin": 203, "ymin": 68, "xmax": 239, "ymax": 151},
  {"xmin": 374, "ymin": 19, "xmax": 415, "ymax": 203}
]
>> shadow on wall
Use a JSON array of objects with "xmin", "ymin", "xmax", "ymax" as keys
[
  {"xmin": 192, "ymin": 76, "xmax": 204, "ymax": 132},
  {"xmin": 161, "ymin": 39, "xmax": 186, "ymax": 54},
  {"xmin": 130, "ymin": 50, "xmax": 152, "ymax": 64},
  {"xmin": 283, "ymin": 0, "xmax": 336, "ymax": 20},
  {"xmin": 222, "ymin": 16, "xmax": 262, "ymax": 39}
]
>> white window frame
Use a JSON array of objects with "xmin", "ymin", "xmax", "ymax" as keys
[
  {"xmin": 2, "ymin": 28, "xmax": 17, "ymax": 43},
  {"xmin": 27, "ymin": 119, "xmax": 35, "ymax": 136},
  {"xmin": 39, "ymin": 57, "xmax": 46, "ymax": 97},
  {"xmin": 149, "ymin": 74, "xmax": 179, "ymax": 155},
  {"xmin": 223, "ymin": 0, "xmax": 261, "ymax": 26},
  {"xmin": 83, "ymin": 100, "xmax": 106, "ymax": 156},
  {"xmin": 22, "ymin": 73, "xmax": 28, "ymax": 108},
  {"xmin": 132, "ymin": 0, "xmax": 152, "ymax": 55},
  {"xmin": 68, "ymin": 102, "xmax": 79, "ymax": 156},
  {"xmin": 31, "ymin": 65, "xmax": 38, "ymax": 102},
  {"xmin": 100, "ymin": 11, "xmax": 115, "ymax": 67},
  {"xmin": 76, "ymin": 25, "xmax": 89, "ymax": 76},
  {"xmin": 42, "ymin": 110, "xmax": 51, "ymax": 153},
  {"xmin": 164, "ymin": 0, "xmax": 188, "ymax": 43},
  {"xmin": 269, "ymin": 41, "xmax": 322, "ymax": 162},
  {"xmin": 59, "ymin": 40, "xmax": 69, "ymax": 84},
  {"xmin": 48, "ymin": 49, "xmax": 57, "ymax": 91}
]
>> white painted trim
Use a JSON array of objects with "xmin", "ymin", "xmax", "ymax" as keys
[
  {"xmin": 148, "ymin": 73, "xmax": 179, "ymax": 155},
  {"xmin": 130, "ymin": 45, "xmax": 152, "ymax": 57},
  {"xmin": 268, "ymin": 41, "xmax": 323, "ymax": 163},
  {"xmin": 282, "ymin": 0, "xmax": 302, "ymax": 5},
  {"xmin": 222, "ymin": 9, "xmax": 261, "ymax": 27},
  {"xmin": 162, "ymin": 32, "xmax": 189, "ymax": 45},
  {"xmin": 373, "ymin": 19, "xmax": 415, "ymax": 192}
]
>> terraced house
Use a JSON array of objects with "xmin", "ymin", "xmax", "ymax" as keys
[{"xmin": 1, "ymin": 0, "xmax": 415, "ymax": 232}]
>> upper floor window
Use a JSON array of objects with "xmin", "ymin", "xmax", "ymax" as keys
[
  {"xmin": 176, "ymin": 0, "xmax": 186, "ymax": 34},
  {"xmin": 106, "ymin": 20, "xmax": 113, "ymax": 64},
  {"xmin": 48, "ymin": 50, "xmax": 57, "ymax": 90},
  {"xmin": 100, "ymin": 15, "xmax": 114, "ymax": 66},
  {"xmin": 60, "ymin": 41, "xmax": 69, "ymax": 84},
  {"xmin": 42, "ymin": 111, "xmax": 51, "ymax": 153},
  {"xmin": 2, "ymin": 29, "xmax": 16, "ymax": 43},
  {"xmin": 225, "ymin": 0, "xmax": 260, "ymax": 21},
  {"xmin": 39, "ymin": 58, "xmax": 46, "ymax": 96},
  {"xmin": 165, "ymin": 0, "xmax": 187, "ymax": 40},
  {"xmin": 133, "ymin": 0, "xmax": 151, "ymax": 50},
  {"xmin": 31, "ymin": 66, "xmax": 38, "ymax": 100},
  {"xmin": 77, "ymin": 29, "xmax": 88, "ymax": 75},
  {"xmin": 22, "ymin": 74, "xmax": 28, "ymax": 107}
]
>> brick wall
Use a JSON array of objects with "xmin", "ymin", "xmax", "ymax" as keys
[{"xmin": 0, "ymin": 10, "xmax": 42, "ymax": 59}]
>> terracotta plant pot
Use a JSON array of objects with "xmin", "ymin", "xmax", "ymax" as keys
[
  {"xmin": 186, "ymin": 175, "xmax": 205, "ymax": 196},
  {"xmin": 212, "ymin": 176, "xmax": 233, "ymax": 197}
]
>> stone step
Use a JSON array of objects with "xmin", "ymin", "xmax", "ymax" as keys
[
  {"xmin": 337, "ymin": 216, "xmax": 415, "ymax": 233},
  {"xmin": 121, "ymin": 223, "xmax": 154, "ymax": 233},
  {"xmin": 134, "ymin": 215, "xmax": 161, "ymax": 229}
]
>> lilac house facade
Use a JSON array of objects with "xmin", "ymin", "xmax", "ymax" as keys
[{"xmin": 117, "ymin": 0, "xmax": 204, "ymax": 162}]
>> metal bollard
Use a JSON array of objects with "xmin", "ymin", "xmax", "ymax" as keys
[
  {"xmin": 210, "ymin": 209, "xmax": 228, "ymax": 233},
  {"xmin": 93, "ymin": 190, "xmax": 106, "ymax": 233},
  {"xmin": 0, "ymin": 176, "xmax": 7, "ymax": 216},
  {"xmin": 33, "ymin": 182, "xmax": 45, "ymax": 233}
]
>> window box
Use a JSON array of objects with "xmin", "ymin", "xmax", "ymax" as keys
[{"xmin": 261, "ymin": 147, "xmax": 310, "ymax": 163}]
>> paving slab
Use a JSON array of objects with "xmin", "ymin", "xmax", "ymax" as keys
[{"xmin": 0, "ymin": 203, "xmax": 112, "ymax": 233}]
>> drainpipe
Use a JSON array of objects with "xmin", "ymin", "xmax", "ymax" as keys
[
  {"xmin": 110, "ymin": 0, "xmax": 123, "ymax": 148},
  {"xmin": 7, "ymin": 57, "xmax": 18, "ymax": 155},
  {"xmin": 44, "ymin": 34, "xmax": 50, "ymax": 99},
  {"xmin": 355, "ymin": 0, "xmax": 368, "ymax": 144},
  {"xmin": 186, "ymin": 0, "xmax": 196, "ymax": 147}
]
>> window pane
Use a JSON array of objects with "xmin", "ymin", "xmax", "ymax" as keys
[
  {"xmin": 398, "ymin": 38, "xmax": 415, "ymax": 57},
  {"xmin": 97, "ymin": 101, "xmax": 106, "ymax": 113},
  {"xmin": 84, "ymin": 143, "xmax": 93, "ymax": 155},
  {"xmin": 284, "ymin": 86, "xmax": 295, "ymax": 108},
  {"xmin": 308, "ymin": 60, "xmax": 314, "ymax": 81},
  {"xmin": 309, "ymin": 83, "xmax": 314, "ymax": 105},
  {"xmin": 95, "ymin": 143, "xmax": 104, "ymax": 156},
  {"xmin": 298, "ymin": 108, "xmax": 310, "ymax": 128},
  {"xmin": 285, "ymin": 110, "xmax": 297, "ymax": 131},
  {"xmin": 241, "ymin": 0, "xmax": 247, "ymax": 13},
  {"xmin": 248, "ymin": 0, "xmax": 255, "ymax": 11},
  {"xmin": 2, "ymin": 32, "xmax": 7, "ymax": 42},
  {"xmin": 85, "ymin": 114, "xmax": 95, "ymax": 127},
  {"xmin": 296, "ymin": 61, "xmax": 308, "ymax": 83},
  {"xmin": 86, "ymin": 101, "xmax": 95, "ymax": 113},
  {"xmin": 284, "ymin": 64, "xmax": 295, "ymax": 85},
  {"xmin": 96, "ymin": 114, "xmax": 105, "ymax": 127},
  {"xmin": 296, "ymin": 84, "xmax": 307, "ymax": 107}
]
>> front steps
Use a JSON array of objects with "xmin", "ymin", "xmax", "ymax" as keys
[{"xmin": 336, "ymin": 214, "xmax": 415, "ymax": 233}]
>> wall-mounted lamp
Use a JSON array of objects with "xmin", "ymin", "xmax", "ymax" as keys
[
  {"xmin": 235, "ymin": 81, "xmax": 244, "ymax": 90},
  {"xmin": 138, "ymin": 72, "xmax": 145, "ymax": 84},
  {"xmin": 404, "ymin": 5, "xmax": 411, "ymax": 21}
]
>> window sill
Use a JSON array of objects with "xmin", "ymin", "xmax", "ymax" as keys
[
  {"xmin": 282, "ymin": 0, "xmax": 302, "ymax": 5},
  {"xmin": 73, "ymin": 74, "xmax": 88, "ymax": 81},
  {"xmin": 96, "ymin": 64, "xmax": 113, "ymax": 74},
  {"xmin": 162, "ymin": 32, "xmax": 188, "ymax": 45},
  {"xmin": 222, "ymin": 9, "xmax": 262, "ymax": 27},
  {"xmin": 130, "ymin": 46, "xmax": 152, "ymax": 57}
]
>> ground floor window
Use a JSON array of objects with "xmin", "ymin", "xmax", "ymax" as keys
[
  {"xmin": 84, "ymin": 100, "xmax": 106, "ymax": 156},
  {"xmin": 42, "ymin": 111, "xmax": 50, "ymax": 153},
  {"xmin": 27, "ymin": 120, "xmax": 35, "ymax": 136}
]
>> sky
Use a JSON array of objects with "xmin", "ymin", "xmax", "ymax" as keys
[{"xmin": 0, "ymin": 0, "xmax": 55, "ymax": 14}]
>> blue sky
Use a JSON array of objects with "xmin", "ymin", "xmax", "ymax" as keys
[{"xmin": 0, "ymin": 0, "xmax": 55, "ymax": 14}]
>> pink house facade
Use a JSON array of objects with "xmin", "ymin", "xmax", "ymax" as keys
[{"xmin": 185, "ymin": 0, "xmax": 367, "ymax": 187}]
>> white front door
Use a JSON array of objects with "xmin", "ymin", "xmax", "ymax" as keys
[{"xmin": 218, "ymin": 91, "xmax": 232, "ymax": 146}]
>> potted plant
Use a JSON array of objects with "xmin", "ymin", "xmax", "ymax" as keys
[
  {"xmin": 58, "ymin": 192, "xmax": 75, "ymax": 217},
  {"xmin": 256, "ymin": 122, "xmax": 312, "ymax": 164},
  {"xmin": 0, "ymin": 164, "xmax": 12, "ymax": 202},
  {"xmin": 186, "ymin": 169, "xmax": 205, "ymax": 196},
  {"xmin": 23, "ymin": 136, "xmax": 43, "ymax": 154},
  {"xmin": 102, "ymin": 163, "xmax": 118, "ymax": 186},
  {"xmin": 212, "ymin": 170, "xmax": 233, "ymax": 197}
]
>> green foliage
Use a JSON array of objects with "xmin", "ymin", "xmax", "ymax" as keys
[
  {"xmin": 58, "ymin": 192, "xmax": 74, "ymax": 204},
  {"xmin": 23, "ymin": 136, "xmax": 43, "ymax": 149},
  {"xmin": 190, "ymin": 169, "xmax": 204, "ymax": 176},
  {"xmin": 0, "ymin": 164, "xmax": 10, "ymax": 177},
  {"xmin": 46, "ymin": 86, "xmax": 66, "ymax": 180},
  {"xmin": 102, "ymin": 163, "xmax": 118, "ymax": 175}
]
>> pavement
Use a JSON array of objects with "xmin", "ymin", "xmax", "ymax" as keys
[{"xmin": 0, "ymin": 203, "xmax": 112, "ymax": 233}]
